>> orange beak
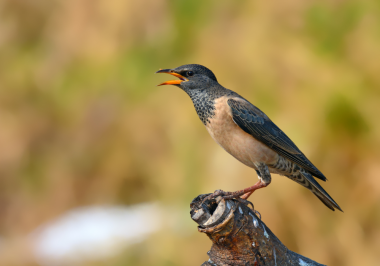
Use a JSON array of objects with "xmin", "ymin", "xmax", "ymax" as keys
[{"xmin": 156, "ymin": 69, "xmax": 188, "ymax": 86}]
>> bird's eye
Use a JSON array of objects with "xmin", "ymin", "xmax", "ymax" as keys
[{"xmin": 187, "ymin": 71, "xmax": 194, "ymax": 77}]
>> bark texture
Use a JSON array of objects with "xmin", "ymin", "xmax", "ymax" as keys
[{"xmin": 190, "ymin": 193, "xmax": 326, "ymax": 266}]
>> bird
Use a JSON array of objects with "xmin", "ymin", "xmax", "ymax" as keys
[{"xmin": 156, "ymin": 64, "xmax": 342, "ymax": 211}]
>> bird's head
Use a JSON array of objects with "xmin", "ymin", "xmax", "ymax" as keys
[{"xmin": 156, "ymin": 64, "xmax": 218, "ymax": 91}]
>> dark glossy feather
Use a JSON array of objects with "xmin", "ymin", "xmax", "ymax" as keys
[
  {"xmin": 292, "ymin": 170, "xmax": 342, "ymax": 211},
  {"xmin": 227, "ymin": 98, "xmax": 327, "ymax": 181}
]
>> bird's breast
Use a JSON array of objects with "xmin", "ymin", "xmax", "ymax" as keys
[{"xmin": 205, "ymin": 96, "xmax": 278, "ymax": 168}]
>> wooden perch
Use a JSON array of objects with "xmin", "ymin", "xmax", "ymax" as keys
[{"xmin": 190, "ymin": 193, "xmax": 326, "ymax": 266}]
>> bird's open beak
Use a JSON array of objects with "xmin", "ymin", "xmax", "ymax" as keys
[{"xmin": 156, "ymin": 69, "xmax": 188, "ymax": 86}]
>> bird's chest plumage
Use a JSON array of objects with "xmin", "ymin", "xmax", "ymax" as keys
[
  {"xmin": 188, "ymin": 89, "xmax": 216, "ymax": 125},
  {"xmin": 203, "ymin": 96, "xmax": 278, "ymax": 168}
]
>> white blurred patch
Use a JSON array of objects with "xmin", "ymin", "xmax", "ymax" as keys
[
  {"xmin": 299, "ymin": 258, "xmax": 312, "ymax": 266},
  {"xmin": 262, "ymin": 224, "xmax": 269, "ymax": 239},
  {"xmin": 31, "ymin": 203, "xmax": 161, "ymax": 265}
]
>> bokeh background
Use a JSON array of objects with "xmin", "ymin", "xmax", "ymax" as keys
[{"xmin": 0, "ymin": 0, "xmax": 380, "ymax": 265}]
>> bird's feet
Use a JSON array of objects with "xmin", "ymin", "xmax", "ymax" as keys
[
  {"xmin": 203, "ymin": 189, "xmax": 245, "ymax": 201},
  {"xmin": 203, "ymin": 180, "xmax": 268, "ymax": 203},
  {"xmin": 201, "ymin": 180, "xmax": 269, "ymax": 218},
  {"xmin": 202, "ymin": 189, "xmax": 255, "ymax": 211}
]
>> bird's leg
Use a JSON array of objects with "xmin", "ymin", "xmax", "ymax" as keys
[
  {"xmin": 202, "ymin": 163, "xmax": 271, "ymax": 203},
  {"xmin": 240, "ymin": 169, "xmax": 262, "ymax": 199},
  {"xmin": 241, "ymin": 191, "xmax": 254, "ymax": 200},
  {"xmin": 223, "ymin": 163, "xmax": 272, "ymax": 200},
  {"xmin": 222, "ymin": 180, "xmax": 266, "ymax": 200}
]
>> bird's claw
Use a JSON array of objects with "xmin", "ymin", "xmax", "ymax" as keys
[
  {"xmin": 201, "ymin": 189, "xmax": 254, "ymax": 210},
  {"xmin": 202, "ymin": 189, "xmax": 237, "ymax": 204},
  {"xmin": 252, "ymin": 209, "xmax": 261, "ymax": 220},
  {"xmin": 237, "ymin": 198, "xmax": 255, "ymax": 211}
]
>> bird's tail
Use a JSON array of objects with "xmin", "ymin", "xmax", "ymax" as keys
[{"xmin": 289, "ymin": 170, "xmax": 343, "ymax": 212}]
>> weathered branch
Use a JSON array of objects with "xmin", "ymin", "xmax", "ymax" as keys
[{"xmin": 190, "ymin": 193, "xmax": 326, "ymax": 266}]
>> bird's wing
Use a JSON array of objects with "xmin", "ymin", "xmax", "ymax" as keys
[{"xmin": 227, "ymin": 97, "xmax": 326, "ymax": 181}]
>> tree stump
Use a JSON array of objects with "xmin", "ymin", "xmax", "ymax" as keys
[{"xmin": 190, "ymin": 193, "xmax": 326, "ymax": 266}]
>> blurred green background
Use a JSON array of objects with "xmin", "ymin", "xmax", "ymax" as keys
[{"xmin": 0, "ymin": 0, "xmax": 380, "ymax": 265}]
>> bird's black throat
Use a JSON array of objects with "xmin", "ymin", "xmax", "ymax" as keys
[{"xmin": 184, "ymin": 87, "xmax": 227, "ymax": 125}]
